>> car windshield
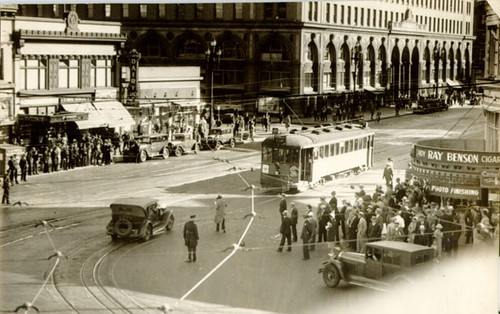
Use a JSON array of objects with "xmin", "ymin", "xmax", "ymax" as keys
[
  {"xmin": 209, "ymin": 130, "xmax": 222, "ymax": 135},
  {"xmin": 137, "ymin": 137, "xmax": 151, "ymax": 143}
]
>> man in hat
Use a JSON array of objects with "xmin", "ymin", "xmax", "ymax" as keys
[
  {"xmin": 278, "ymin": 210, "xmax": 292, "ymax": 252},
  {"xmin": 382, "ymin": 159, "xmax": 393, "ymax": 190},
  {"xmin": 183, "ymin": 215, "xmax": 199, "ymax": 263},
  {"xmin": 317, "ymin": 200, "xmax": 331, "ymax": 243},
  {"xmin": 329, "ymin": 191, "xmax": 338, "ymax": 212},
  {"xmin": 439, "ymin": 206, "xmax": 454, "ymax": 253},
  {"xmin": 290, "ymin": 202, "xmax": 299, "ymax": 242},
  {"xmin": 414, "ymin": 225, "xmax": 429, "ymax": 246},
  {"xmin": 278, "ymin": 193, "xmax": 287, "ymax": 218},
  {"xmin": 214, "ymin": 195, "xmax": 227, "ymax": 233},
  {"xmin": 300, "ymin": 212, "xmax": 314, "ymax": 260},
  {"xmin": 368, "ymin": 214, "xmax": 382, "ymax": 242},
  {"xmin": 356, "ymin": 211, "xmax": 368, "ymax": 253},
  {"xmin": 433, "ymin": 224, "xmax": 443, "ymax": 260}
]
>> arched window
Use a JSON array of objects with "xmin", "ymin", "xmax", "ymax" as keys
[
  {"xmin": 136, "ymin": 33, "xmax": 167, "ymax": 58},
  {"xmin": 175, "ymin": 38, "xmax": 205, "ymax": 59},
  {"xmin": 259, "ymin": 39, "xmax": 292, "ymax": 89}
]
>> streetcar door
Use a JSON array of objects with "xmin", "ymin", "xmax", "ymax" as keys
[
  {"xmin": 367, "ymin": 135, "xmax": 374, "ymax": 168},
  {"xmin": 300, "ymin": 148, "xmax": 313, "ymax": 182}
]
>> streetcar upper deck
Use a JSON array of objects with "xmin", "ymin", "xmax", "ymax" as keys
[{"xmin": 262, "ymin": 124, "xmax": 373, "ymax": 148}]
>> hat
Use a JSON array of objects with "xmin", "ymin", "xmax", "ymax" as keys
[
  {"xmin": 307, "ymin": 212, "xmax": 314, "ymax": 217},
  {"xmin": 371, "ymin": 216, "xmax": 377, "ymax": 220},
  {"xmin": 290, "ymin": 201, "xmax": 296, "ymax": 206},
  {"xmin": 419, "ymin": 225, "xmax": 425, "ymax": 229},
  {"xmin": 331, "ymin": 191, "xmax": 336, "ymax": 195},
  {"xmin": 435, "ymin": 224, "xmax": 443, "ymax": 229},
  {"xmin": 190, "ymin": 215, "xmax": 196, "ymax": 219},
  {"xmin": 359, "ymin": 185, "xmax": 364, "ymax": 189},
  {"xmin": 320, "ymin": 196, "xmax": 326, "ymax": 200},
  {"xmin": 282, "ymin": 210, "xmax": 288, "ymax": 216},
  {"xmin": 217, "ymin": 195, "xmax": 222, "ymax": 199},
  {"xmin": 280, "ymin": 193, "xmax": 286, "ymax": 197}
]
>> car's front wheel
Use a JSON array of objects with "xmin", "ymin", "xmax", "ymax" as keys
[
  {"xmin": 166, "ymin": 216, "xmax": 174, "ymax": 231},
  {"xmin": 142, "ymin": 224, "xmax": 153, "ymax": 242},
  {"xmin": 322, "ymin": 264, "xmax": 340, "ymax": 288},
  {"xmin": 139, "ymin": 150, "xmax": 147, "ymax": 163},
  {"xmin": 110, "ymin": 234, "xmax": 118, "ymax": 241},
  {"xmin": 174, "ymin": 146, "xmax": 183, "ymax": 157},
  {"xmin": 162, "ymin": 147, "xmax": 169, "ymax": 159},
  {"xmin": 229, "ymin": 138, "xmax": 236, "ymax": 148}
]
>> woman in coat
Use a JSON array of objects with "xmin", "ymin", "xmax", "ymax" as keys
[{"xmin": 214, "ymin": 195, "xmax": 227, "ymax": 233}]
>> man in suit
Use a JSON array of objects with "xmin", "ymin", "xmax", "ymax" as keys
[
  {"xmin": 347, "ymin": 210, "xmax": 359, "ymax": 251},
  {"xmin": 183, "ymin": 215, "xmax": 199, "ymax": 263},
  {"xmin": 290, "ymin": 202, "xmax": 299, "ymax": 242},
  {"xmin": 278, "ymin": 193, "xmax": 287, "ymax": 218},
  {"xmin": 329, "ymin": 191, "xmax": 338, "ymax": 212},
  {"xmin": 300, "ymin": 212, "xmax": 313, "ymax": 260},
  {"xmin": 278, "ymin": 210, "xmax": 292, "ymax": 252}
]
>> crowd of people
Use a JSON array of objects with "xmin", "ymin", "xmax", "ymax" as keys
[{"xmin": 277, "ymin": 170, "xmax": 498, "ymax": 261}]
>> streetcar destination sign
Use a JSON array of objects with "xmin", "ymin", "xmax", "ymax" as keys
[{"xmin": 415, "ymin": 146, "xmax": 500, "ymax": 166}]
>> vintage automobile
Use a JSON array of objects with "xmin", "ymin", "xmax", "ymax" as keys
[
  {"xmin": 318, "ymin": 241, "xmax": 434, "ymax": 291},
  {"xmin": 201, "ymin": 126, "xmax": 236, "ymax": 150},
  {"xmin": 413, "ymin": 98, "xmax": 448, "ymax": 114},
  {"xmin": 169, "ymin": 132, "xmax": 200, "ymax": 157},
  {"xmin": 123, "ymin": 134, "xmax": 170, "ymax": 163},
  {"xmin": 106, "ymin": 197, "xmax": 174, "ymax": 242}
]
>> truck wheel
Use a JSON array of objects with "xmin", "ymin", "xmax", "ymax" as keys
[
  {"xmin": 175, "ymin": 146, "xmax": 183, "ymax": 157},
  {"xmin": 162, "ymin": 147, "xmax": 170, "ymax": 159},
  {"xmin": 322, "ymin": 264, "xmax": 340, "ymax": 288},
  {"xmin": 142, "ymin": 225, "xmax": 153, "ymax": 242},
  {"xmin": 139, "ymin": 150, "xmax": 147, "ymax": 163}
]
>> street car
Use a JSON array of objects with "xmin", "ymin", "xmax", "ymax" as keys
[
  {"xmin": 107, "ymin": 197, "xmax": 174, "ymax": 242},
  {"xmin": 169, "ymin": 132, "xmax": 200, "ymax": 157},
  {"xmin": 201, "ymin": 126, "xmax": 236, "ymax": 150},
  {"xmin": 123, "ymin": 134, "xmax": 170, "ymax": 162},
  {"xmin": 318, "ymin": 241, "xmax": 434, "ymax": 291},
  {"xmin": 413, "ymin": 98, "xmax": 448, "ymax": 113}
]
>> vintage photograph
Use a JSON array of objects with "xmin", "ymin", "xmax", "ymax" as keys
[{"xmin": 0, "ymin": 1, "xmax": 499, "ymax": 313}]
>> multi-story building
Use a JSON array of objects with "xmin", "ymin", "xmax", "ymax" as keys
[
  {"xmin": 17, "ymin": 2, "xmax": 475, "ymax": 117},
  {"xmin": 1, "ymin": 5, "xmax": 134, "ymax": 145}
]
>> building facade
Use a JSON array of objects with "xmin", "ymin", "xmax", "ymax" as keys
[
  {"xmin": 0, "ymin": 5, "xmax": 134, "ymax": 145},
  {"xmin": 17, "ymin": 2, "xmax": 475, "ymax": 117}
]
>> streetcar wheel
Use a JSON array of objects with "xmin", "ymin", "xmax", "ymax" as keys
[
  {"xmin": 166, "ymin": 216, "xmax": 174, "ymax": 231},
  {"xmin": 162, "ymin": 147, "xmax": 170, "ymax": 159},
  {"xmin": 174, "ymin": 146, "xmax": 183, "ymax": 157},
  {"xmin": 142, "ymin": 225, "xmax": 153, "ymax": 242},
  {"xmin": 139, "ymin": 150, "xmax": 147, "ymax": 163},
  {"xmin": 322, "ymin": 264, "xmax": 340, "ymax": 288},
  {"xmin": 229, "ymin": 138, "xmax": 235, "ymax": 148}
]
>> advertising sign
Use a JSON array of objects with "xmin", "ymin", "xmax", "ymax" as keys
[
  {"xmin": 414, "ymin": 145, "xmax": 500, "ymax": 167},
  {"xmin": 480, "ymin": 170, "xmax": 500, "ymax": 189},
  {"xmin": 429, "ymin": 183, "xmax": 480, "ymax": 199},
  {"xmin": 127, "ymin": 49, "xmax": 141, "ymax": 104}
]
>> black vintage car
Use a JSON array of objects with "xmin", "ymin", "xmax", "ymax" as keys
[{"xmin": 413, "ymin": 98, "xmax": 448, "ymax": 114}]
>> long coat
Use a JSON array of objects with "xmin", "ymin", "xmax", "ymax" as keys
[
  {"xmin": 300, "ymin": 219, "xmax": 313, "ymax": 242},
  {"xmin": 214, "ymin": 198, "xmax": 226, "ymax": 224},
  {"xmin": 280, "ymin": 216, "xmax": 292, "ymax": 235},
  {"xmin": 183, "ymin": 220, "xmax": 199, "ymax": 248}
]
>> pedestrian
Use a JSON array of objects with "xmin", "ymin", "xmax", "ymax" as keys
[
  {"xmin": 317, "ymin": 202, "xmax": 330, "ymax": 243},
  {"xmin": 450, "ymin": 213, "xmax": 461, "ymax": 257},
  {"xmin": 277, "ymin": 210, "xmax": 292, "ymax": 252},
  {"xmin": 32, "ymin": 147, "xmax": 39, "ymax": 174},
  {"xmin": 2, "ymin": 173, "xmax": 10, "ymax": 204},
  {"xmin": 284, "ymin": 115, "xmax": 291, "ymax": 131},
  {"xmin": 464, "ymin": 207, "xmax": 474, "ymax": 244},
  {"xmin": 183, "ymin": 214, "xmax": 199, "ymax": 263},
  {"xmin": 347, "ymin": 209, "xmax": 359, "ymax": 251},
  {"xmin": 290, "ymin": 201, "xmax": 298, "ymax": 242},
  {"xmin": 328, "ymin": 191, "xmax": 338, "ymax": 212},
  {"xmin": 8, "ymin": 155, "xmax": 18, "ymax": 185},
  {"xmin": 326, "ymin": 212, "xmax": 339, "ymax": 254},
  {"xmin": 382, "ymin": 159, "xmax": 394, "ymax": 190},
  {"xmin": 300, "ymin": 212, "xmax": 313, "ymax": 260},
  {"xmin": 278, "ymin": 193, "xmax": 287, "ymax": 218},
  {"xmin": 433, "ymin": 224, "xmax": 443, "ymax": 261},
  {"xmin": 19, "ymin": 154, "xmax": 27, "ymax": 182},
  {"xmin": 356, "ymin": 211, "xmax": 368, "ymax": 253},
  {"xmin": 309, "ymin": 210, "xmax": 317, "ymax": 251},
  {"xmin": 214, "ymin": 195, "xmax": 227, "ymax": 233}
]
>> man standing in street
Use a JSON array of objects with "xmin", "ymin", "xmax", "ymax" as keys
[
  {"xmin": 290, "ymin": 202, "xmax": 299, "ymax": 242},
  {"xmin": 382, "ymin": 158, "xmax": 394, "ymax": 190},
  {"xmin": 277, "ymin": 210, "xmax": 292, "ymax": 252},
  {"xmin": 19, "ymin": 154, "xmax": 27, "ymax": 182},
  {"xmin": 2, "ymin": 173, "xmax": 10, "ymax": 204},
  {"xmin": 329, "ymin": 191, "xmax": 338, "ymax": 213},
  {"xmin": 278, "ymin": 193, "xmax": 287, "ymax": 218},
  {"xmin": 8, "ymin": 155, "xmax": 18, "ymax": 185},
  {"xmin": 183, "ymin": 214, "xmax": 199, "ymax": 263},
  {"xmin": 301, "ymin": 212, "xmax": 313, "ymax": 260},
  {"xmin": 214, "ymin": 195, "xmax": 227, "ymax": 233}
]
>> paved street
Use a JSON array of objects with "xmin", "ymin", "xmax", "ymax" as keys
[{"xmin": 0, "ymin": 107, "xmax": 497, "ymax": 314}]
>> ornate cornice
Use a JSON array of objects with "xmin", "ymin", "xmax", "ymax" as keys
[{"xmin": 18, "ymin": 29, "xmax": 127, "ymax": 43}]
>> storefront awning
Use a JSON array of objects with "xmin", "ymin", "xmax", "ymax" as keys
[
  {"xmin": 446, "ymin": 80, "xmax": 462, "ymax": 88},
  {"xmin": 364, "ymin": 86, "xmax": 386, "ymax": 94},
  {"xmin": 60, "ymin": 102, "xmax": 108, "ymax": 129},
  {"xmin": 172, "ymin": 101, "xmax": 208, "ymax": 108},
  {"xmin": 93, "ymin": 101, "xmax": 135, "ymax": 130}
]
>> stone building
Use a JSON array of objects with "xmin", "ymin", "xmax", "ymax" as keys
[{"xmin": 17, "ymin": 2, "xmax": 475, "ymax": 117}]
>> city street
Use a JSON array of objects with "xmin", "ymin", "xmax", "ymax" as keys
[{"xmin": 0, "ymin": 107, "xmax": 497, "ymax": 314}]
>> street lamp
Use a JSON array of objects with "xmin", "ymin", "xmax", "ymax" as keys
[
  {"xmin": 205, "ymin": 39, "xmax": 222, "ymax": 129},
  {"xmin": 433, "ymin": 43, "xmax": 444, "ymax": 97},
  {"xmin": 351, "ymin": 41, "xmax": 362, "ymax": 92}
]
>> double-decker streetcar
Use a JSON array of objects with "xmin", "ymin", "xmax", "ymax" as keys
[{"xmin": 260, "ymin": 124, "xmax": 375, "ymax": 191}]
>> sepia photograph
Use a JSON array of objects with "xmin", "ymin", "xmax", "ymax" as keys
[{"xmin": 0, "ymin": 1, "xmax": 499, "ymax": 313}]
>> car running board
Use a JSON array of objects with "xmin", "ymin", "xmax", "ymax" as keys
[{"xmin": 346, "ymin": 275, "xmax": 391, "ymax": 292}]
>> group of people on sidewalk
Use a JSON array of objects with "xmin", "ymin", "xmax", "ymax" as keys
[{"xmin": 276, "ymin": 174, "xmax": 498, "ymax": 261}]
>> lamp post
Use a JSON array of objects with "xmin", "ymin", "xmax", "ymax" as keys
[
  {"xmin": 205, "ymin": 39, "xmax": 222, "ymax": 129},
  {"xmin": 351, "ymin": 41, "xmax": 362, "ymax": 93},
  {"xmin": 433, "ymin": 43, "xmax": 442, "ymax": 97}
]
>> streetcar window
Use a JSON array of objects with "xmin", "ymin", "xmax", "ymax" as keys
[
  {"xmin": 319, "ymin": 146, "xmax": 325, "ymax": 158},
  {"xmin": 363, "ymin": 137, "xmax": 367, "ymax": 149},
  {"xmin": 354, "ymin": 139, "xmax": 359, "ymax": 150},
  {"xmin": 286, "ymin": 148, "xmax": 299, "ymax": 163},
  {"xmin": 313, "ymin": 148, "xmax": 319, "ymax": 160},
  {"xmin": 335, "ymin": 143, "xmax": 339, "ymax": 155},
  {"xmin": 274, "ymin": 148, "xmax": 285, "ymax": 163},
  {"xmin": 350, "ymin": 140, "xmax": 354, "ymax": 152},
  {"xmin": 262, "ymin": 146, "xmax": 272, "ymax": 162},
  {"xmin": 325, "ymin": 145, "xmax": 329, "ymax": 158},
  {"xmin": 330, "ymin": 144, "xmax": 335, "ymax": 156},
  {"xmin": 344, "ymin": 141, "xmax": 349, "ymax": 152}
]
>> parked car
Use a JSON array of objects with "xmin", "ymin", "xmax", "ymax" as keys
[
  {"xmin": 106, "ymin": 197, "xmax": 174, "ymax": 242},
  {"xmin": 169, "ymin": 132, "xmax": 200, "ymax": 157},
  {"xmin": 123, "ymin": 134, "xmax": 170, "ymax": 163},
  {"xmin": 318, "ymin": 241, "xmax": 434, "ymax": 290},
  {"xmin": 413, "ymin": 98, "xmax": 448, "ymax": 114},
  {"xmin": 201, "ymin": 126, "xmax": 236, "ymax": 150}
]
